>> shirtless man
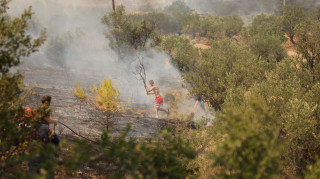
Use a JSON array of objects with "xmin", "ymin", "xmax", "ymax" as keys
[{"xmin": 145, "ymin": 80, "xmax": 169, "ymax": 118}]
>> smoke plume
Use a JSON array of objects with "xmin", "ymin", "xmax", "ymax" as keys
[{"xmin": 8, "ymin": 0, "xmax": 194, "ymax": 116}]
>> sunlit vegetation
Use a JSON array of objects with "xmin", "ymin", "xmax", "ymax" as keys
[
  {"xmin": 73, "ymin": 82, "xmax": 87, "ymax": 111},
  {"xmin": 0, "ymin": 0, "xmax": 48, "ymax": 177},
  {"xmin": 91, "ymin": 78, "xmax": 122, "ymax": 129},
  {"xmin": 4, "ymin": 0, "xmax": 320, "ymax": 178}
]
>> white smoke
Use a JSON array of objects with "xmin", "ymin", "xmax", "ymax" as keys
[
  {"xmin": 8, "ymin": 0, "xmax": 215, "ymax": 121},
  {"xmin": 8, "ymin": 0, "xmax": 182, "ymax": 109}
]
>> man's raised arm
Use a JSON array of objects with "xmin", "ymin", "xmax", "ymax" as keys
[
  {"xmin": 144, "ymin": 85, "xmax": 155, "ymax": 95},
  {"xmin": 144, "ymin": 84, "xmax": 153, "ymax": 92}
]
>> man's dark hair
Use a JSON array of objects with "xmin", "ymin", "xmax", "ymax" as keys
[{"xmin": 41, "ymin": 95, "xmax": 52, "ymax": 104}]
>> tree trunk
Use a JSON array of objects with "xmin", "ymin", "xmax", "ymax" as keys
[
  {"xmin": 289, "ymin": 35, "xmax": 296, "ymax": 46},
  {"xmin": 112, "ymin": 0, "xmax": 115, "ymax": 11},
  {"xmin": 107, "ymin": 117, "xmax": 109, "ymax": 130}
]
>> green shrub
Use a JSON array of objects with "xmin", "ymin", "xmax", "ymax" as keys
[
  {"xmin": 305, "ymin": 159, "xmax": 320, "ymax": 179},
  {"xmin": 198, "ymin": 15, "xmax": 243, "ymax": 40},
  {"xmin": 296, "ymin": 20, "xmax": 320, "ymax": 81},
  {"xmin": 102, "ymin": 5, "xmax": 160, "ymax": 56},
  {"xmin": 164, "ymin": 0, "xmax": 193, "ymax": 14},
  {"xmin": 246, "ymin": 57, "xmax": 320, "ymax": 175},
  {"xmin": 72, "ymin": 126, "xmax": 196, "ymax": 178},
  {"xmin": 160, "ymin": 34, "xmax": 198, "ymax": 72},
  {"xmin": 184, "ymin": 39, "xmax": 265, "ymax": 110},
  {"xmin": 249, "ymin": 34, "xmax": 287, "ymax": 62},
  {"xmin": 223, "ymin": 15, "xmax": 244, "ymax": 37},
  {"xmin": 128, "ymin": 12, "xmax": 181, "ymax": 35},
  {"xmin": 212, "ymin": 97, "xmax": 282, "ymax": 179},
  {"xmin": 250, "ymin": 13, "xmax": 287, "ymax": 43},
  {"xmin": 282, "ymin": 6, "xmax": 306, "ymax": 45},
  {"xmin": 0, "ymin": 1, "xmax": 48, "ymax": 177}
]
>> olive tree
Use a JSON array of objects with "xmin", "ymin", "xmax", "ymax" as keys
[
  {"xmin": 282, "ymin": 6, "xmax": 306, "ymax": 45},
  {"xmin": 296, "ymin": 20, "xmax": 320, "ymax": 81},
  {"xmin": 184, "ymin": 40, "xmax": 265, "ymax": 110}
]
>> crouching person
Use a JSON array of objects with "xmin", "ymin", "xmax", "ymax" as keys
[
  {"xmin": 28, "ymin": 95, "xmax": 60, "ymax": 177},
  {"xmin": 36, "ymin": 95, "xmax": 60, "ymax": 146}
]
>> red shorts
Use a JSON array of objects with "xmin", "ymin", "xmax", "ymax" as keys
[{"xmin": 155, "ymin": 96, "xmax": 163, "ymax": 106}]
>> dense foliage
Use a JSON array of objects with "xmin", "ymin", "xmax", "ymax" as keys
[
  {"xmin": 0, "ymin": 0, "xmax": 47, "ymax": 177},
  {"xmin": 4, "ymin": 0, "xmax": 320, "ymax": 178},
  {"xmin": 161, "ymin": 34, "xmax": 198, "ymax": 72},
  {"xmin": 157, "ymin": 1, "xmax": 320, "ymax": 178},
  {"xmin": 102, "ymin": 5, "xmax": 160, "ymax": 57},
  {"xmin": 212, "ymin": 97, "xmax": 281, "ymax": 178},
  {"xmin": 184, "ymin": 40, "xmax": 268, "ymax": 110}
]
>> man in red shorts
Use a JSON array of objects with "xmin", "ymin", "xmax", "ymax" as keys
[{"xmin": 145, "ymin": 80, "xmax": 169, "ymax": 118}]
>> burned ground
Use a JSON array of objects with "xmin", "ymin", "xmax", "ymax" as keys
[{"xmin": 21, "ymin": 62, "xmax": 175, "ymax": 141}]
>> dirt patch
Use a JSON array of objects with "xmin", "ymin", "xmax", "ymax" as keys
[{"xmin": 194, "ymin": 43, "xmax": 210, "ymax": 49}]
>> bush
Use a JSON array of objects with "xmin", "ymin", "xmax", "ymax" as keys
[
  {"xmin": 160, "ymin": 34, "xmax": 198, "ymax": 72},
  {"xmin": 249, "ymin": 34, "xmax": 287, "ymax": 62},
  {"xmin": 198, "ymin": 15, "xmax": 243, "ymax": 40},
  {"xmin": 305, "ymin": 159, "xmax": 320, "ymax": 179},
  {"xmin": 282, "ymin": 6, "xmax": 306, "ymax": 45},
  {"xmin": 184, "ymin": 39, "xmax": 265, "ymax": 110},
  {"xmin": 70, "ymin": 126, "xmax": 196, "ymax": 178},
  {"xmin": 282, "ymin": 98, "xmax": 320, "ymax": 174},
  {"xmin": 296, "ymin": 20, "xmax": 320, "ymax": 81},
  {"xmin": 91, "ymin": 78, "xmax": 122, "ymax": 129},
  {"xmin": 0, "ymin": 1, "xmax": 52, "ymax": 178},
  {"xmin": 223, "ymin": 15, "xmax": 244, "ymax": 37},
  {"xmin": 250, "ymin": 13, "xmax": 287, "ymax": 43},
  {"xmin": 164, "ymin": 0, "xmax": 193, "ymax": 14},
  {"xmin": 212, "ymin": 97, "xmax": 282, "ymax": 178},
  {"xmin": 102, "ymin": 5, "xmax": 160, "ymax": 56},
  {"xmin": 245, "ymin": 57, "xmax": 320, "ymax": 175},
  {"xmin": 73, "ymin": 82, "xmax": 87, "ymax": 110},
  {"xmin": 181, "ymin": 13, "xmax": 201, "ymax": 37},
  {"xmin": 128, "ymin": 12, "xmax": 181, "ymax": 35},
  {"xmin": 199, "ymin": 15, "xmax": 226, "ymax": 40}
]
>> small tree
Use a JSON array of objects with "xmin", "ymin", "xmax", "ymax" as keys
[
  {"xmin": 223, "ymin": 15, "xmax": 244, "ymax": 38},
  {"xmin": 184, "ymin": 39, "xmax": 264, "ymax": 110},
  {"xmin": 91, "ymin": 78, "xmax": 122, "ymax": 130},
  {"xmin": 101, "ymin": 5, "xmax": 159, "ymax": 57},
  {"xmin": 282, "ymin": 6, "xmax": 306, "ymax": 45},
  {"xmin": 250, "ymin": 13, "xmax": 286, "ymax": 43},
  {"xmin": 73, "ymin": 82, "xmax": 87, "ymax": 111},
  {"xmin": 212, "ymin": 97, "xmax": 282, "ymax": 178},
  {"xmin": 296, "ymin": 20, "xmax": 320, "ymax": 81},
  {"xmin": 164, "ymin": 0, "xmax": 193, "ymax": 14},
  {"xmin": 249, "ymin": 34, "xmax": 287, "ymax": 62}
]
